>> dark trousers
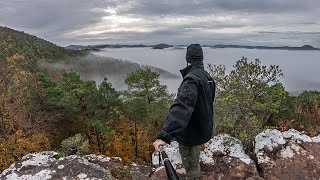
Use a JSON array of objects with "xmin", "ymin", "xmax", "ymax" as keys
[{"xmin": 179, "ymin": 144, "xmax": 200, "ymax": 180}]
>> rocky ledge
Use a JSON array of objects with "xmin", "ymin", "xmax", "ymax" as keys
[
  {"xmin": 255, "ymin": 129, "xmax": 320, "ymax": 179},
  {"xmin": 0, "ymin": 152, "xmax": 153, "ymax": 180},
  {"xmin": 1, "ymin": 129, "xmax": 319, "ymax": 180}
]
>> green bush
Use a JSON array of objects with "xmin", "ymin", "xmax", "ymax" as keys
[
  {"xmin": 61, "ymin": 134, "xmax": 89, "ymax": 156},
  {"xmin": 209, "ymin": 57, "xmax": 286, "ymax": 151}
]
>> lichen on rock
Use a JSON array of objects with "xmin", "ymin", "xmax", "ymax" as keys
[
  {"xmin": 200, "ymin": 134, "xmax": 253, "ymax": 165},
  {"xmin": 254, "ymin": 129, "xmax": 320, "ymax": 179},
  {"xmin": 1, "ymin": 129, "xmax": 319, "ymax": 180}
]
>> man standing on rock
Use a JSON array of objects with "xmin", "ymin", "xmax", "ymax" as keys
[{"xmin": 153, "ymin": 44, "xmax": 215, "ymax": 180}]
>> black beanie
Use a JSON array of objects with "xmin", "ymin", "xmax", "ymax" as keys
[{"xmin": 186, "ymin": 44, "xmax": 203, "ymax": 63}]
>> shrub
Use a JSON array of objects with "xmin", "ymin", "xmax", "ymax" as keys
[
  {"xmin": 208, "ymin": 57, "xmax": 286, "ymax": 150},
  {"xmin": 61, "ymin": 134, "xmax": 89, "ymax": 156}
]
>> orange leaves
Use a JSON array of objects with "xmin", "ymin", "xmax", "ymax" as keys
[
  {"xmin": 1, "ymin": 54, "xmax": 35, "ymax": 130},
  {"xmin": 0, "ymin": 130, "xmax": 51, "ymax": 172},
  {"xmin": 104, "ymin": 129, "xmax": 135, "ymax": 163},
  {"xmin": 5, "ymin": 53, "xmax": 25, "ymax": 63},
  {"xmin": 277, "ymin": 103, "xmax": 320, "ymax": 136},
  {"xmin": 104, "ymin": 117, "xmax": 136, "ymax": 163},
  {"xmin": 104, "ymin": 117, "xmax": 153, "ymax": 164},
  {"xmin": 277, "ymin": 119, "xmax": 293, "ymax": 132}
]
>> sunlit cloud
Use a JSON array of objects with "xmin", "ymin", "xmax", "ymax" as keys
[{"xmin": 0, "ymin": 0, "xmax": 319, "ymax": 47}]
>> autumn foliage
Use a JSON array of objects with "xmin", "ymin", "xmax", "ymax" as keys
[
  {"xmin": 104, "ymin": 117, "xmax": 154, "ymax": 164},
  {"xmin": 0, "ymin": 52, "xmax": 172, "ymax": 172},
  {"xmin": 0, "ymin": 130, "xmax": 50, "ymax": 171},
  {"xmin": 0, "ymin": 55, "xmax": 51, "ymax": 171},
  {"xmin": 275, "ymin": 91, "xmax": 320, "ymax": 136}
]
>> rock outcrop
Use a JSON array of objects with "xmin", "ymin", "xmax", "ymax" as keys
[
  {"xmin": 151, "ymin": 134, "xmax": 259, "ymax": 180},
  {"xmin": 1, "ymin": 129, "xmax": 319, "ymax": 180},
  {"xmin": 0, "ymin": 152, "xmax": 154, "ymax": 180},
  {"xmin": 199, "ymin": 134, "xmax": 259, "ymax": 179},
  {"xmin": 255, "ymin": 129, "xmax": 320, "ymax": 179},
  {"xmin": 150, "ymin": 141, "xmax": 187, "ymax": 179}
]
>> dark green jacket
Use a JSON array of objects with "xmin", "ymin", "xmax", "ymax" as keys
[{"xmin": 157, "ymin": 62, "xmax": 215, "ymax": 146}]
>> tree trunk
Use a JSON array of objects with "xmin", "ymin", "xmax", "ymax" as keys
[
  {"xmin": 134, "ymin": 119, "xmax": 138, "ymax": 159},
  {"xmin": 95, "ymin": 129, "xmax": 103, "ymax": 153}
]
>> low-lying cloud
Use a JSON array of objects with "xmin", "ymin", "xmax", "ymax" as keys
[{"xmin": 41, "ymin": 53, "xmax": 179, "ymax": 90}]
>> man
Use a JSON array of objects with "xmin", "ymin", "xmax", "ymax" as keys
[{"xmin": 153, "ymin": 44, "xmax": 215, "ymax": 179}]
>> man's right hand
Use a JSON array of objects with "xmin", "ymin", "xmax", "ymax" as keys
[{"xmin": 153, "ymin": 139, "xmax": 167, "ymax": 152}]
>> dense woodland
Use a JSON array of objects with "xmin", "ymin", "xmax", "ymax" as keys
[{"xmin": 1, "ymin": 26, "xmax": 320, "ymax": 172}]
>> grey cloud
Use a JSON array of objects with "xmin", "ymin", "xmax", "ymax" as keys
[
  {"xmin": 0, "ymin": 0, "xmax": 319, "ymax": 47},
  {"xmin": 299, "ymin": 22, "xmax": 319, "ymax": 25},
  {"xmin": 212, "ymin": 0, "xmax": 314, "ymax": 13},
  {"xmin": 118, "ymin": 0, "xmax": 318, "ymax": 16},
  {"xmin": 0, "ymin": 0, "xmax": 107, "ymax": 43},
  {"xmin": 257, "ymin": 31, "xmax": 320, "ymax": 35}
]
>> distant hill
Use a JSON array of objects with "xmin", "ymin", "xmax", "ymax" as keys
[
  {"xmin": 205, "ymin": 44, "xmax": 320, "ymax": 50},
  {"xmin": 0, "ymin": 26, "xmax": 178, "ymax": 83},
  {"xmin": 66, "ymin": 44, "xmax": 149, "ymax": 50},
  {"xmin": 67, "ymin": 43, "xmax": 320, "ymax": 51},
  {"xmin": 66, "ymin": 43, "xmax": 175, "ymax": 50},
  {"xmin": 152, "ymin": 43, "xmax": 173, "ymax": 49},
  {"xmin": 0, "ymin": 26, "xmax": 87, "ymax": 60}
]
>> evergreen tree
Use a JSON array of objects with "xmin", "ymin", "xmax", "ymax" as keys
[
  {"xmin": 123, "ymin": 68, "xmax": 173, "ymax": 159},
  {"xmin": 209, "ymin": 57, "xmax": 287, "ymax": 149}
]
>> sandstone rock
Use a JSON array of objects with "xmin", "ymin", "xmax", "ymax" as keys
[
  {"xmin": 0, "ymin": 151, "xmax": 121, "ymax": 180},
  {"xmin": 2, "ymin": 129, "xmax": 319, "ymax": 180},
  {"xmin": 150, "ymin": 167, "xmax": 168, "ymax": 180},
  {"xmin": 151, "ymin": 134, "xmax": 259, "ymax": 180},
  {"xmin": 0, "ymin": 151, "xmax": 157, "ymax": 180},
  {"xmin": 255, "ymin": 129, "xmax": 320, "ymax": 179},
  {"xmin": 200, "ymin": 134, "xmax": 259, "ymax": 180},
  {"xmin": 151, "ymin": 141, "xmax": 184, "ymax": 169},
  {"xmin": 129, "ymin": 162, "xmax": 155, "ymax": 180},
  {"xmin": 151, "ymin": 141, "xmax": 186, "ymax": 179}
]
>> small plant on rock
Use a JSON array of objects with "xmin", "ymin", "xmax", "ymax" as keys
[{"xmin": 61, "ymin": 134, "xmax": 89, "ymax": 156}]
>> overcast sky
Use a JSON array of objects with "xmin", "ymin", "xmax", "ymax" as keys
[{"xmin": 1, "ymin": 0, "xmax": 319, "ymax": 47}]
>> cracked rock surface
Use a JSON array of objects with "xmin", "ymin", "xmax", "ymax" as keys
[
  {"xmin": 151, "ymin": 134, "xmax": 259, "ymax": 180},
  {"xmin": 0, "ymin": 152, "xmax": 154, "ymax": 180},
  {"xmin": 1, "ymin": 129, "xmax": 319, "ymax": 180},
  {"xmin": 255, "ymin": 129, "xmax": 320, "ymax": 179}
]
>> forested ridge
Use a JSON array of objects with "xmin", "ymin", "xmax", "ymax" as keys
[
  {"xmin": 0, "ymin": 26, "xmax": 87, "ymax": 61},
  {"xmin": 1, "ymin": 27, "xmax": 320, "ymax": 174},
  {"xmin": 0, "ymin": 26, "xmax": 173, "ymax": 172}
]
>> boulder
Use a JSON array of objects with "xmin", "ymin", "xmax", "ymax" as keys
[
  {"xmin": 0, "ymin": 151, "xmax": 156, "ymax": 180},
  {"xmin": 151, "ymin": 141, "xmax": 187, "ymax": 179},
  {"xmin": 129, "ymin": 162, "xmax": 155, "ymax": 180},
  {"xmin": 255, "ymin": 129, "xmax": 320, "ymax": 179},
  {"xmin": 2, "ymin": 129, "xmax": 319, "ymax": 180},
  {"xmin": 200, "ymin": 134, "xmax": 259, "ymax": 180},
  {"xmin": 151, "ymin": 135, "xmax": 259, "ymax": 180}
]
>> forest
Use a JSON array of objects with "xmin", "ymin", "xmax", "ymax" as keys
[{"xmin": 1, "ymin": 26, "xmax": 320, "ymax": 172}]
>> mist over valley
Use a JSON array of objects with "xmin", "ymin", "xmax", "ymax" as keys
[
  {"xmin": 41, "ymin": 53, "xmax": 179, "ymax": 91},
  {"xmin": 90, "ymin": 47, "xmax": 320, "ymax": 94}
]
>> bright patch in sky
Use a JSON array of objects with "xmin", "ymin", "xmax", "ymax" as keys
[{"xmin": 1, "ymin": 0, "xmax": 319, "ymax": 46}]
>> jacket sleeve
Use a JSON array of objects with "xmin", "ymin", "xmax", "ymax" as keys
[{"xmin": 157, "ymin": 77, "xmax": 198, "ymax": 144}]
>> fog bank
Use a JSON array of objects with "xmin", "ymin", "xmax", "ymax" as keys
[{"xmin": 41, "ymin": 53, "xmax": 179, "ymax": 90}]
